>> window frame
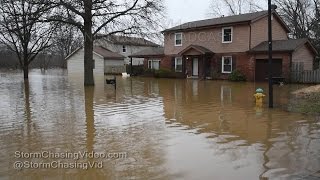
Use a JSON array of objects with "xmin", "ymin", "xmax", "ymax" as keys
[
  {"xmin": 174, "ymin": 33, "xmax": 183, "ymax": 46},
  {"xmin": 222, "ymin": 56, "xmax": 232, "ymax": 73},
  {"xmin": 148, "ymin": 59, "xmax": 161, "ymax": 70},
  {"xmin": 175, "ymin": 57, "xmax": 183, "ymax": 72},
  {"xmin": 222, "ymin": 27, "xmax": 233, "ymax": 43}
]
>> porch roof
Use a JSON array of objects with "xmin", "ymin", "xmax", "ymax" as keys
[
  {"xmin": 178, "ymin": 45, "xmax": 214, "ymax": 56},
  {"xmin": 129, "ymin": 47, "xmax": 164, "ymax": 58},
  {"xmin": 249, "ymin": 38, "xmax": 317, "ymax": 55}
]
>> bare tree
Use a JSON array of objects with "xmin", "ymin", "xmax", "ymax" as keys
[
  {"xmin": 208, "ymin": 0, "xmax": 263, "ymax": 17},
  {"xmin": 275, "ymin": 0, "xmax": 320, "ymax": 55},
  {"xmin": 274, "ymin": 0, "xmax": 313, "ymax": 39},
  {"xmin": 48, "ymin": 0, "xmax": 165, "ymax": 86},
  {"xmin": 311, "ymin": 0, "xmax": 320, "ymax": 56},
  {"xmin": 0, "ymin": 0, "xmax": 57, "ymax": 79},
  {"xmin": 50, "ymin": 23, "xmax": 83, "ymax": 67}
]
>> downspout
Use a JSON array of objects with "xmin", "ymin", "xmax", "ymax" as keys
[{"xmin": 249, "ymin": 23, "xmax": 252, "ymax": 50}]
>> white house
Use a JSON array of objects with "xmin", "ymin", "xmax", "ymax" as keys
[
  {"xmin": 66, "ymin": 46, "xmax": 125, "ymax": 75},
  {"xmin": 94, "ymin": 35, "xmax": 160, "ymax": 65}
]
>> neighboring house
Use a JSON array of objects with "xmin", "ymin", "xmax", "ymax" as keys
[
  {"xmin": 94, "ymin": 35, "xmax": 160, "ymax": 66},
  {"xmin": 130, "ymin": 47, "xmax": 165, "ymax": 70},
  {"xmin": 130, "ymin": 11, "xmax": 317, "ymax": 81},
  {"xmin": 66, "ymin": 46, "xmax": 125, "ymax": 75}
]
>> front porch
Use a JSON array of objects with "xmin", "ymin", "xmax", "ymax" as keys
[{"xmin": 178, "ymin": 45, "xmax": 214, "ymax": 79}]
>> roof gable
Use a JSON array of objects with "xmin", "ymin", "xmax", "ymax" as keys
[{"xmin": 178, "ymin": 45, "xmax": 214, "ymax": 55}]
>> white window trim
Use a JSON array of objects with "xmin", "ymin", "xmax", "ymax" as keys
[
  {"xmin": 175, "ymin": 33, "xmax": 183, "ymax": 46},
  {"xmin": 148, "ymin": 59, "xmax": 161, "ymax": 70},
  {"xmin": 222, "ymin": 56, "xmax": 232, "ymax": 73},
  {"xmin": 222, "ymin": 27, "xmax": 233, "ymax": 43},
  {"xmin": 175, "ymin": 57, "xmax": 183, "ymax": 72}
]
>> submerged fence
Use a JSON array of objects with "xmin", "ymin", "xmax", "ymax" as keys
[
  {"xmin": 291, "ymin": 62, "xmax": 320, "ymax": 83},
  {"xmin": 104, "ymin": 66, "xmax": 126, "ymax": 74}
]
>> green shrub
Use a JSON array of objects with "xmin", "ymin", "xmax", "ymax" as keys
[
  {"xmin": 228, "ymin": 70, "xmax": 247, "ymax": 81},
  {"xmin": 154, "ymin": 68, "xmax": 173, "ymax": 78},
  {"xmin": 144, "ymin": 69, "xmax": 155, "ymax": 74}
]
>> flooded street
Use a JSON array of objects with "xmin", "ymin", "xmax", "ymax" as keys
[{"xmin": 0, "ymin": 70, "xmax": 319, "ymax": 180}]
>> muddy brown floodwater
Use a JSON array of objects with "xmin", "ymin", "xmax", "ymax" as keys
[{"xmin": 0, "ymin": 69, "xmax": 319, "ymax": 180}]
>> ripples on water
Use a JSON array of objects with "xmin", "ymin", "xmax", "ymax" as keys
[{"xmin": 0, "ymin": 69, "xmax": 319, "ymax": 180}]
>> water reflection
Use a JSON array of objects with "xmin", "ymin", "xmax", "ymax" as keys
[{"xmin": 0, "ymin": 70, "xmax": 319, "ymax": 180}]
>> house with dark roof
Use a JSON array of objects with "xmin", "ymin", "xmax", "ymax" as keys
[
  {"xmin": 66, "ymin": 46, "xmax": 125, "ymax": 75},
  {"xmin": 130, "ymin": 11, "xmax": 317, "ymax": 81},
  {"xmin": 94, "ymin": 35, "xmax": 159, "ymax": 66}
]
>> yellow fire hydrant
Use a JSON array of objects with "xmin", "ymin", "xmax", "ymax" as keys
[{"xmin": 254, "ymin": 88, "xmax": 265, "ymax": 107}]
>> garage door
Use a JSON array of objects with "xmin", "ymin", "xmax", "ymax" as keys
[{"xmin": 255, "ymin": 59, "xmax": 282, "ymax": 81}]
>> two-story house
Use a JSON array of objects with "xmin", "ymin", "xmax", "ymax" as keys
[
  {"xmin": 94, "ymin": 35, "xmax": 160, "ymax": 66},
  {"xmin": 130, "ymin": 11, "xmax": 317, "ymax": 81}
]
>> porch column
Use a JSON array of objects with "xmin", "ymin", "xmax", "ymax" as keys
[
  {"xmin": 203, "ymin": 56, "xmax": 206, "ymax": 79},
  {"xmin": 130, "ymin": 57, "xmax": 133, "ymax": 75}
]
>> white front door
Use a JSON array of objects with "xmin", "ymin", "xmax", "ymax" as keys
[{"xmin": 192, "ymin": 58, "xmax": 199, "ymax": 76}]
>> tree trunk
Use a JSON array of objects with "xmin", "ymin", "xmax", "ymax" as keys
[
  {"xmin": 23, "ymin": 65, "xmax": 29, "ymax": 79},
  {"xmin": 83, "ymin": 1, "xmax": 94, "ymax": 86}
]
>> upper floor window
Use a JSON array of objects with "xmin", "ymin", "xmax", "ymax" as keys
[
  {"xmin": 175, "ymin": 33, "xmax": 182, "ymax": 46},
  {"xmin": 122, "ymin": 45, "xmax": 126, "ymax": 53},
  {"xmin": 175, "ymin": 57, "xmax": 183, "ymax": 72},
  {"xmin": 222, "ymin": 27, "xmax": 233, "ymax": 43},
  {"xmin": 222, "ymin": 56, "xmax": 232, "ymax": 73}
]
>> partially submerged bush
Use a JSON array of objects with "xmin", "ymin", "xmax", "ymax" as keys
[
  {"xmin": 228, "ymin": 70, "xmax": 247, "ymax": 81},
  {"xmin": 154, "ymin": 68, "xmax": 174, "ymax": 78}
]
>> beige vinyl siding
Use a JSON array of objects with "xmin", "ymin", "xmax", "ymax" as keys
[
  {"xmin": 251, "ymin": 15, "xmax": 288, "ymax": 48},
  {"xmin": 67, "ymin": 48, "xmax": 104, "ymax": 74},
  {"xmin": 292, "ymin": 44, "xmax": 314, "ymax": 70},
  {"xmin": 94, "ymin": 40, "xmax": 150, "ymax": 65},
  {"xmin": 164, "ymin": 24, "xmax": 250, "ymax": 55}
]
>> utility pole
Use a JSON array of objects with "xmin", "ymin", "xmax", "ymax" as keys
[{"xmin": 268, "ymin": 0, "xmax": 276, "ymax": 108}]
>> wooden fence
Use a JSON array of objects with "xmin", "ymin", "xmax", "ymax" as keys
[{"xmin": 291, "ymin": 62, "xmax": 320, "ymax": 83}]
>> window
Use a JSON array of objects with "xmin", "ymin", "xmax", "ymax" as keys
[
  {"xmin": 222, "ymin": 56, "xmax": 232, "ymax": 73},
  {"xmin": 122, "ymin": 45, "xmax": 126, "ymax": 53},
  {"xmin": 222, "ymin": 27, "xmax": 233, "ymax": 43},
  {"xmin": 92, "ymin": 59, "xmax": 95, "ymax": 69},
  {"xmin": 175, "ymin": 57, "xmax": 183, "ymax": 72},
  {"xmin": 175, "ymin": 33, "xmax": 182, "ymax": 46},
  {"xmin": 148, "ymin": 60, "xmax": 160, "ymax": 70}
]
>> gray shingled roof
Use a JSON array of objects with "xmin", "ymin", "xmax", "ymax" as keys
[
  {"xmin": 163, "ymin": 11, "xmax": 269, "ymax": 32},
  {"xmin": 129, "ymin": 47, "xmax": 164, "ymax": 58},
  {"xmin": 93, "ymin": 46, "xmax": 125, "ymax": 60},
  {"xmin": 250, "ymin": 39, "xmax": 314, "ymax": 53},
  {"xmin": 95, "ymin": 35, "xmax": 159, "ymax": 47}
]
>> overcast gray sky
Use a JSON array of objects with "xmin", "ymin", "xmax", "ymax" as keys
[
  {"xmin": 164, "ymin": 0, "xmax": 212, "ymax": 25},
  {"xmin": 164, "ymin": 0, "xmax": 267, "ymax": 27}
]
